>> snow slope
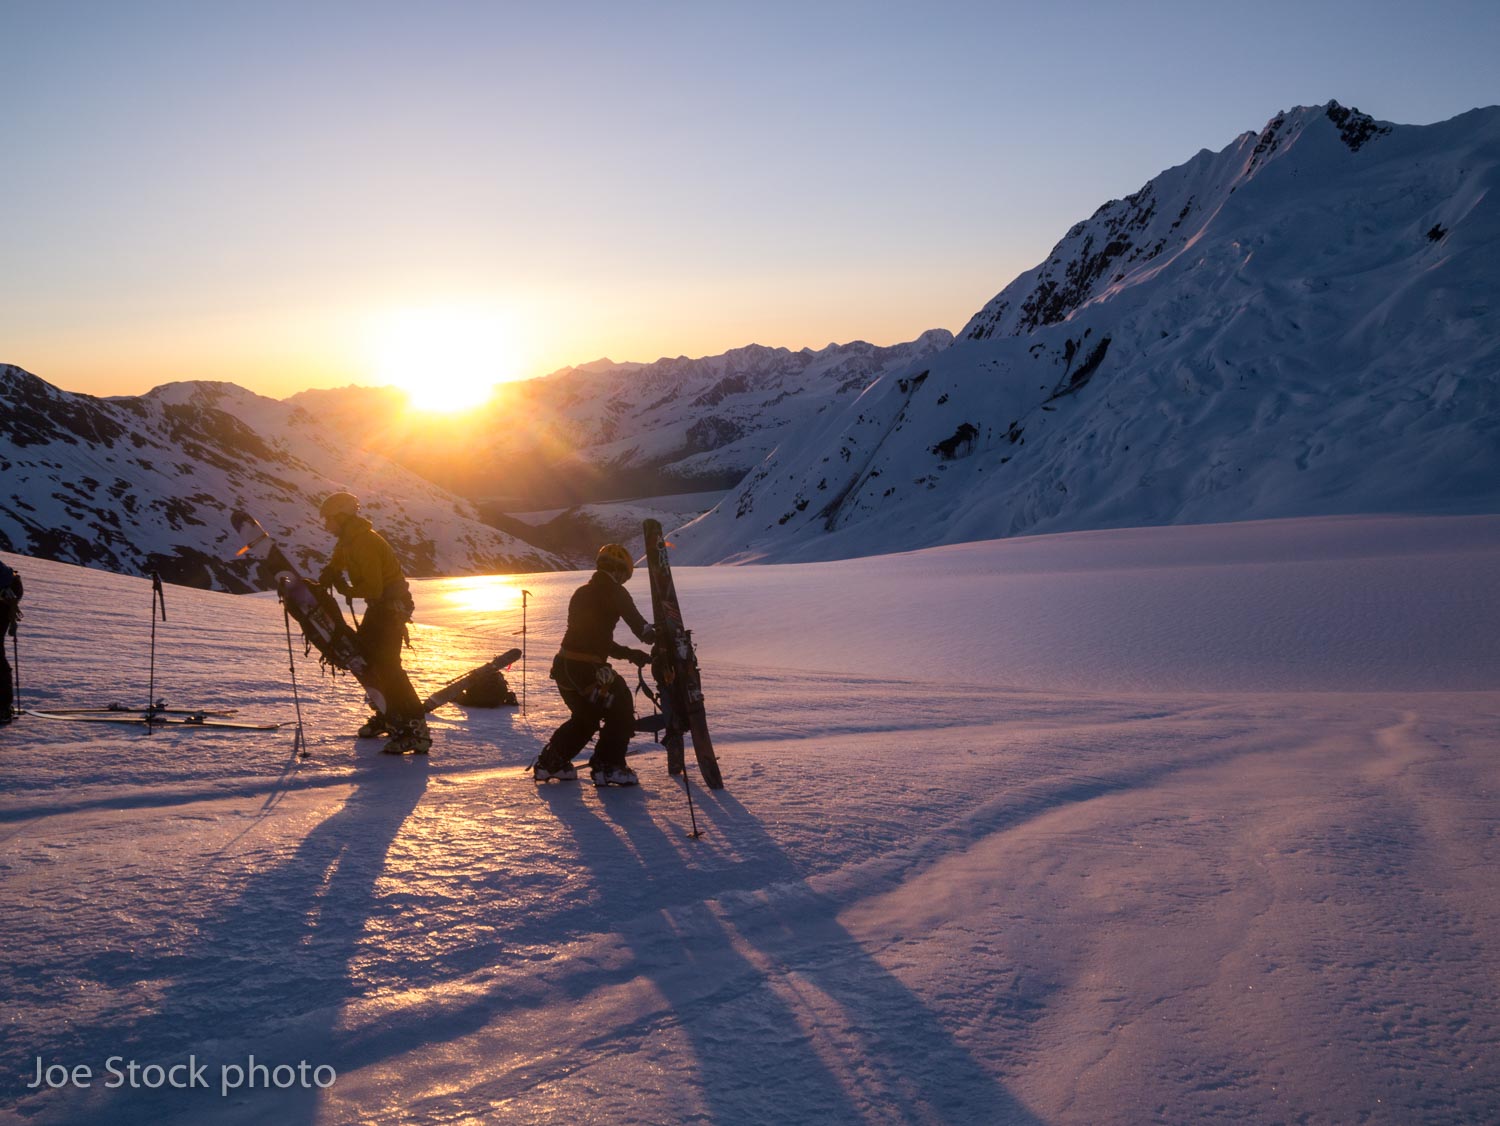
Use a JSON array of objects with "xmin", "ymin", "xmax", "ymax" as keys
[
  {"xmin": 673, "ymin": 102, "xmax": 1500, "ymax": 564},
  {"xmin": 2, "ymin": 513, "xmax": 1498, "ymax": 1123}
]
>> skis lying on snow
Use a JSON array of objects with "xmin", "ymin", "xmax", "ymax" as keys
[
  {"xmin": 39, "ymin": 703, "xmax": 240, "ymax": 718},
  {"xmin": 24, "ymin": 710, "xmax": 280, "ymax": 731},
  {"xmin": 642, "ymin": 519, "xmax": 723, "ymax": 789},
  {"xmin": 232, "ymin": 510, "xmax": 389, "ymax": 716},
  {"xmin": 422, "ymin": 648, "xmax": 522, "ymax": 712}
]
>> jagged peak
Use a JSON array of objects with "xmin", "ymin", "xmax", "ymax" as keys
[
  {"xmin": 960, "ymin": 101, "xmax": 1407, "ymax": 342},
  {"xmin": 1247, "ymin": 101, "xmax": 1392, "ymax": 163},
  {"xmin": 1322, "ymin": 100, "xmax": 1391, "ymax": 150}
]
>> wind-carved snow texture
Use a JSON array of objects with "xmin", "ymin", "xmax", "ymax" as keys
[
  {"xmin": 2, "ymin": 512, "xmax": 1498, "ymax": 1123},
  {"xmin": 0, "ymin": 368, "xmax": 565, "ymax": 590},
  {"xmin": 670, "ymin": 101, "xmax": 1500, "ymax": 565}
]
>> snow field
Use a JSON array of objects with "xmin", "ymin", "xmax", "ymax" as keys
[{"xmin": 2, "ymin": 515, "xmax": 1498, "ymax": 1123}]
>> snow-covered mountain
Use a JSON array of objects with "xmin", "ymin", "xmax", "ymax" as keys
[
  {"xmin": 0, "ymin": 367, "xmax": 564, "ymax": 591},
  {"xmin": 671, "ymin": 102, "xmax": 1500, "ymax": 563},
  {"xmin": 290, "ymin": 333, "xmax": 956, "ymax": 507}
]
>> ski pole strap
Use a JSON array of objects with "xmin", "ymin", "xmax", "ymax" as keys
[
  {"xmin": 152, "ymin": 571, "xmax": 166, "ymax": 621},
  {"xmin": 635, "ymin": 664, "xmax": 660, "ymax": 707}
]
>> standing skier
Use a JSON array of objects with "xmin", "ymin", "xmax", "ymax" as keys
[
  {"xmin": 315, "ymin": 492, "xmax": 432, "ymax": 755},
  {"xmin": 0, "ymin": 559, "xmax": 21, "ymax": 725},
  {"xmin": 535, "ymin": 544, "xmax": 654, "ymax": 786}
]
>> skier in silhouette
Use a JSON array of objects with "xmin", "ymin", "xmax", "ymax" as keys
[
  {"xmin": 316, "ymin": 492, "xmax": 431, "ymax": 755},
  {"xmin": 0, "ymin": 559, "xmax": 22, "ymax": 725},
  {"xmin": 534, "ymin": 544, "xmax": 654, "ymax": 786}
]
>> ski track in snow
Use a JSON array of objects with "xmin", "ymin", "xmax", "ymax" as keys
[{"xmin": 2, "ymin": 516, "xmax": 1499, "ymax": 1123}]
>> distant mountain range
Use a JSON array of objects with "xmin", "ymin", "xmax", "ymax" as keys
[
  {"xmin": 671, "ymin": 101, "xmax": 1500, "ymax": 563},
  {"xmin": 0, "ymin": 372, "xmax": 564, "ymax": 590},
  {"xmin": 0, "ymin": 335, "xmax": 953, "ymax": 587},
  {"xmin": 286, "ymin": 333, "xmax": 955, "ymax": 508},
  {"xmin": 5, "ymin": 101, "xmax": 1496, "ymax": 585}
]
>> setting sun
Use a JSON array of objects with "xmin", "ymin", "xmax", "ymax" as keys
[{"xmin": 368, "ymin": 306, "xmax": 519, "ymax": 412}]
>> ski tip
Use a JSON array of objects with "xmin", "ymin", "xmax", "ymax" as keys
[{"xmin": 229, "ymin": 510, "xmax": 266, "ymax": 538}]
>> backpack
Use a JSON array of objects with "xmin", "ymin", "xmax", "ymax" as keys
[{"xmin": 457, "ymin": 665, "xmax": 518, "ymax": 708}]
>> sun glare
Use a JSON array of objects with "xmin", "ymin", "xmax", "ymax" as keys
[
  {"xmin": 432, "ymin": 575, "xmax": 528, "ymax": 617},
  {"xmin": 369, "ymin": 306, "xmax": 519, "ymax": 412}
]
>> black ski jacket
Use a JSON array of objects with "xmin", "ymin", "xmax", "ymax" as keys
[
  {"xmin": 558, "ymin": 570, "xmax": 650, "ymax": 664},
  {"xmin": 0, "ymin": 563, "xmax": 20, "ymax": 630}
]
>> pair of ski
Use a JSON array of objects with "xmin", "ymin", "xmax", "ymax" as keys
[
  {"xmin": 642, "ymin": 519, "xmax": 723, "ymax": 790},
  {"xmin": 25, "ymin": 705, "xmax": 281, "ymax": 731},
  {"xmin": 233, "ymin": 511, "xmax": 522, "ymax": 722}
]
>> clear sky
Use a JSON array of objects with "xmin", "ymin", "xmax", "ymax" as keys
[{"xmin": 3, "ymin": 0, "xmax": 1497, "ymax": 406}]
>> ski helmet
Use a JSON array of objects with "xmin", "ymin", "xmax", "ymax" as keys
[
  {"xmin": 596, "ymin": 543, "xmax": 633, "ymax": 583},
  {"xmin": 319, "ymin": 491, "xmax": 360, "ymax": 521}
]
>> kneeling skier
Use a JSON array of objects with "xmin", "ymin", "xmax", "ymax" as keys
[
  {"xmin": 316, "ymin": 492, "xmax": 432, "ymax": 755},
  {"xmin": 535, "ymin": 544, "xmax": 654, "ymax": 786}
]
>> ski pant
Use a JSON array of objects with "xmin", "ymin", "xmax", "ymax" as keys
[
  {"xmin": 546, "ymin": 658, "xmax": 633, "ymax": 771},
  {"xmin": 358, "ymin": 601, "xmax": 422, "ymax": 728}
]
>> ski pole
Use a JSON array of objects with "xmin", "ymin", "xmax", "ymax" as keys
[
  {"xmin": 521, "ymin": 590, "xmax": 532, "ymax": 716},
  {"xmin": 681, "ymin": 767, "xmax": 703, "ymax": 839},
  {"xmin": 147, "ymin": 572, "xmax": 167, "ymax": 723},
  {"xmin": 283, "ymin": 603, "xmax": 309, "ymax": 758}
]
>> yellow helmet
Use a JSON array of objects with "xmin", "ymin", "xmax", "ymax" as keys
[
  {"xmin": 596, "ymin": 543, "xmax": 633, "ymax": 582},
  {"xmin": 319, "ymin": 491, "xmax": 360, "ymax": 521}
]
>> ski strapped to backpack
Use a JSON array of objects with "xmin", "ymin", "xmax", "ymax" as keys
[
  {"xmin": 642, "ymin": 519, "xmax": 723, "ymax": 789},
  {"xmin": 232, "ymin": 510, "xmax": 390, "ymax": 716},
  {"xmin": 422, "ymin": 649, "xmax": 522, "ymax": 712}
]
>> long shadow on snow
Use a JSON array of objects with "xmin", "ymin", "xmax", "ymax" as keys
[
  {"xmin": 24, "ymin": 756, "xmax": 431, "ymax": 1125},
  {"xmin": 547, "ymin": 787, "xmax": 1041, "ymax": 1125}
]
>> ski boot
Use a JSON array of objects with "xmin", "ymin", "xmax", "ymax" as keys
[
  {"xmin": 357, "ymin": 713, "xmax": 389, "ymax": 739},
  {"xmin": 590, "ymin": 764, "xmax": 639, "ymax": 788},
  {"xmin": 533, "ymin": 747, "xmax": 577, "ymax": 782},
  {"xmin": 382, "ymin": 720, "xmax": 432, "ymax": 755}
]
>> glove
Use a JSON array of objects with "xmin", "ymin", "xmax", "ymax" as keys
[
  {"xmin": 317, "ymin": 565, "xmax": 350, "ymax": 594},
  {"xmin": 641, "ymin": 623, "xmax": 657, "ymax": 644},
  {"xmin": 623, "ymin": 648, "xmax": 651, "ymax": 667}
]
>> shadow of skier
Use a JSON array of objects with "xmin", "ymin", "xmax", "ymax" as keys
[
  {"xmin": 547, "ymin": 785, "xmax": 1041, "ymax": 1124},
  {"xmin": 40, "ymin": 758, "xmax": 431, "ymax": 1125}
]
